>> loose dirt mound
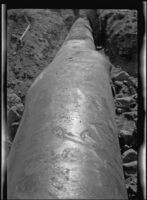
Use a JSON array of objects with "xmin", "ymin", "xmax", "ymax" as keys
[
  {"xmin": 7, "ymin": 9, "xmax": 74, "ymax": 105},
  {"xmin": 97, "ymin": 9, "xmax": 137, "ymax": 76}
]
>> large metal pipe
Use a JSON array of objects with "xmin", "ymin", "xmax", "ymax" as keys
[{"xmin": 7, "ymin": 12, "xmax": 128, "ymax": 199}]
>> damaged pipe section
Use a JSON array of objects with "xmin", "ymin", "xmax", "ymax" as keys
[{"xmin": 7, "ymin": 10, "xmax": 128, "ymax": 199}]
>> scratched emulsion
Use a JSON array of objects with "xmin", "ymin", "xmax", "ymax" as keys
[{"xmin": 7, "ymin": 15, "xmax": 128, "ymax": 199}]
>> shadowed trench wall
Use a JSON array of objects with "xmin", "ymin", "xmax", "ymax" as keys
[{"xmin": 7, "ymin": 11, "xmax": 128, "ymax": 199}]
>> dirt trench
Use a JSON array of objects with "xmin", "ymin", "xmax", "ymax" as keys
[{"xmin": 6, "ymin": 9, "xmax": 138, "ymax": 200}]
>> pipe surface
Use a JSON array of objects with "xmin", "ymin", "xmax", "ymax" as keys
[{"xmin": 7, "ymin": 14, "xmax": 128, "ymax": 199}]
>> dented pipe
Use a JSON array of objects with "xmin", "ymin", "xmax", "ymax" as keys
[{"xmin": 7, "ymin": 13, "xmax": 128, "ymax": 199}]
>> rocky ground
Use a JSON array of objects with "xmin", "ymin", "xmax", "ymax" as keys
[
  {"xmin": 110, "ymin": 67, "xmax": 138, "ymax": 200},
  {"xmin": 6, "ymin": 9, "xmax": 138, "ymax": 200}
]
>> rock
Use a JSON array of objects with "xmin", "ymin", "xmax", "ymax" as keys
[
  {"xmin": 13, "ymin": 103, "xmax": 24, "ymax": 115},
  {"xmin": 123, "ymin": 80, "xmax": 136, "ymax": 95},
  {"xmin": 121, "ymin": 84, "xmax": 130, "ymax": 95},
  {"xmin": 125, "ymin": 175, "xmax": 137, "ymax": 193},
  {"xmin": 122, "ymin": 149, "xmax": 137, "ymax": 163},
  {"xmin": 119, "ymin": 130, "xmax": 134, "ymax": 145},
  {"xmin": 123, "ymin": 111, "xmax": 137, "ymax": 120},
  {"xmin": 7, "ymin": 103, "xmax": 24, "ymax": 123},
  {"xmin": 127, "ymin": 184, "xmax": 137, "ymax": 194},
  {"xmin": 17, "ymin": 103, "xmax": 24, "ymax": 114},
  {"xmin": 116, "ymin": 94, "xmax": 123, "ymax": 98},
  {"xmin": 123, "ymin": 80, "xmax": 128, "ymax": 85},
  {"xmin": 8, "ymin": 81, "xmax": 16, "ymax": 89},
  {"xmin": 96, "ymin": 46, "xmax": 103, "ymax": 50},
  {"xmin": 132, "ymin": 93, "xmax": 137, "ymax": 100},
  {"xmin": 133, "ymin": 105, "xmax": 137, "ymax": 112},
  {"xmin": 128, "ymin": 86, "xmax": 136, "ymax": 95},
  {"xmin": 113, "ymin": 80, "xmax": 123, "ymax": 94},
  {"xmin": 18, "ymin": 90, "xmax": 22, "ymax": 96},
  {"xmin": 121, "ymin": 145, "xmax": 130, "ymax": 153},
  {"xmin": 130, "ymin": 101, "xmax": 136, "ymax": 109},
  {"xmin": 11, "ymin": 81, "xmax": 16, "ymax": 85},
  {"xmin": 115, "ymin": 96, "xmax": 135, "ymax": 109},
  {"xmin": 11, "ymin": 34, "xmax": 18, "ymax": 43},
  {"xmin": 7, "ymin": 108, "xmax": 21, "ymax": 142},
  {"xmin": 13, "ymin": 52, "xmax": 16, "ymax": 55},
  {"xmin": 114, "ymin": 80, "xmax": 123, "ymax": 87},
  {"xmin": 10, "ymin": 122, "xmax": 19, "ymax": 141},
  {"xmin": 133, "ymin": 118, "xmax": 137, "ymax": 124},
  {"xmin": 7, "ymin": 93, "xmax": 21, "ymax": 107},
  {"xmin": 129, "ymin": 77, "xmax": 138, "ymax": 88},
  {"xmin": 7, "ymin": 103, "xmax": 24, "ymax": 143},
  {"xmin": 7, "ymin": 108, "xmax": 20, "ymax": 124},
  {"xmin": 112, "ymin": 71, "xmax": 130, "ymax": 82},
  {"xmin": 112, "ymin": 71, "xmax": 137, "ymax": 89},
  {"xmin": 123, "ymin": 161, "xmax": 137, "ymax": 175},
  {"xmin": 116, "ymin": 108, "xmax": 123, "ymax": 114},
  {"xmin": 125, "ymin": 174, "xmax": 137, "ymax": 185}
]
